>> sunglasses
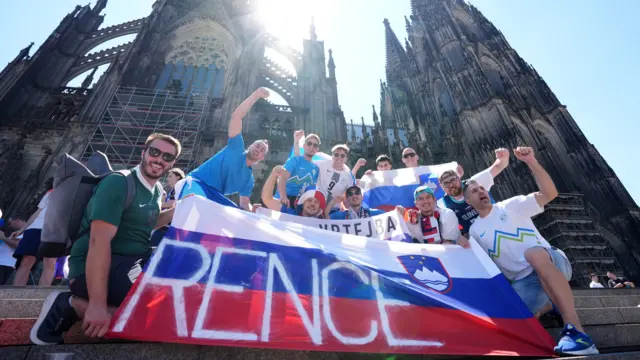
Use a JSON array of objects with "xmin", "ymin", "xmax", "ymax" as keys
[
  {"xmin": 146, "ymin": 146, "xmax": 177, "ymax": 162},
  {"xmin": 346, "ymin": 189, "xmax": 361, "ymax": 197},
  {"xmin": 305, "ymin": 141, "xmax": 320, "ymax": 148},
  {"xmin": 333, "ymin": 153, "xmax": 347, "ymax": 159},
  {"xmin": 403, "ymin": 153, "xmax": 417, "ymax": 159}
]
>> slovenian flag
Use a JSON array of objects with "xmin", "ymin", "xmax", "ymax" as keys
[
  {"xmin": 360, "ymin": 163, "xmax": 458, "ymax": 211},
  {"xmin": 108, "ymin": 195, "xmax": 555, "ymax": 356}
]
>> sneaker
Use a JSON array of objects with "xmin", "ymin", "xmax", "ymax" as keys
[
  {"xmin": 30, "ymin": 291, "xmax": 79, "ymax": 345},
  {"xmin": 554, "ymin": 324, "xmax": 599, "ymax": 356}
]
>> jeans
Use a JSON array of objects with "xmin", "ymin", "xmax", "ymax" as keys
[{"xmin": 511, "ymin": 247, "xmax": 572, "ymax": 314}]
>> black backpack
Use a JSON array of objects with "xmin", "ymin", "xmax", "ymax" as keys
[{"xmin": 38, "ymin": 152, "xmax": 137, "ymax": 258}]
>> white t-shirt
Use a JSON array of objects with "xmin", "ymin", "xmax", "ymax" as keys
[
  {"xmin": 407, "ymin": 207, "xmax": 461, "ymax": 244},
  {"xmin": 26, "ymin": 191, "xmax": 51, "ymax": 230},
  {"xmin": 469, "ymin": 194, "xmax": 558, "ymax": 281},
  {"xmin": 589, "ymin": 281, "xmax": 604, "ymax": 289},
  {"xmin": 0, "ymin": 234, "xmax": 21, "ymax": 267},
  {"xmin": 314, "ymin": 160, "xmax": 355, "ymax": 204}
]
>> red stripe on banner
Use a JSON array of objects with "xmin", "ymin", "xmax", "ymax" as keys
[{"xmin": 108, "ymin": 279, "xmax": 555, "ymax": 357}]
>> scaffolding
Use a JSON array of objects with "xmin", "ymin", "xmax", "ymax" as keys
[
  {"xmin": 81, "ymin": 86, "xmax": 210, "ymax": 172},
  {"xmin": 534, "ymin": 193, "xmax": 623, "ymax": 288}
]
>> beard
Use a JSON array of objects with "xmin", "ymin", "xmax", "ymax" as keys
[
  {"xmin": 447, "ymin": 186, "xmax": 463, "ymax": 197},
  {"xmin": 141, "ymin": 156, "xmax": 168, "ymax": 180}
]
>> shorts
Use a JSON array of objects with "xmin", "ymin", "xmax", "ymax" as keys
[
  {"xmin": 69, "ymin": 254, "xmax": 148, "ymax": 308},
  {"xmin": 0, "ymin": 265, "xmax": 14, "ymax": 285},
  {"xmin": 511, "ymin": 247, "xmax": 572, "ymax": 314},
  {"xmin": 13, "ymin": 229, "xmax": 42, "ymax": 267},
  {"xmin": 176, "ymin": 176, "xmax": 240, "ymax": 208}
]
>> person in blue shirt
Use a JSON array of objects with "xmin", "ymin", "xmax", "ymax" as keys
[
  {"xmin": 276, "ymin": 130, "xmax": 321, "ymax": 208},
  {"xmin": 438, "ymin": 148, "xmax": 509, "ymax": 236},
  {"xmin": 262, "ymin": 166, "xmax": 326, "ymax": 218},
  {"xmin": 178, "ymin": 88, "xmax": 270, "ymax": 210},
  {"xmin": 327, "ymin": 185, "xmax": 385, "ymax": 220}
]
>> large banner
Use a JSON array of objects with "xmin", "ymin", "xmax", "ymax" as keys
[
  {"xmin": 108, "ymin": 196, "xmax": 554, "ymax": 356},
  {"xmin": 255, "ymin": 207, "xmax": 413, "ymax": 243},
  {"xmin": 360, "ymin": 162, "xmax": 458, "ymax": 211}
]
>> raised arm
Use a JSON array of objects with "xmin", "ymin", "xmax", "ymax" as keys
[
  {"xmin": 514, "ymin": 147, "xmax": 558, "ymax": 207},
  {"xmin": 488, "ymin": 148, "xmax": 510, "ymax": 178},
  {"xmin": 261, "ymin": 166, "xmax": 286, "ymax": 211},
  {"xmin": 324, "ymin": 195, "xmax": 344, "ymax": 218},
  {"xmin": 228, "ymin": 88, "xmax": 270, "ymax": 138},
  {"xmin": 292, "ymin": 130, "xmax": 304, "ymax": 157},
  {"xmin": 351, "ymin": 158, "xmax": 367, "ymax": 177}
]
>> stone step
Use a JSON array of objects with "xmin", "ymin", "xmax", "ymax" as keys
[
  {"xmin": 0, "ymin": 286, "xmax": 67, "ymax": 300},
  {"xmin": 574, "ymin": 295, "xmax": 640, "ymax": 308},
  {"xmin": 547, "ymin": 323, "xmax": 640, "ymax": 350}
]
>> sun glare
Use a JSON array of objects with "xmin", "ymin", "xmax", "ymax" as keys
[{"xmin": 256, "ymin": 0, "xmax": 326, "ymax": 50}]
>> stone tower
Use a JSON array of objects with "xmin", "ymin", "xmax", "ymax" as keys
[
  {"xmin": 374, "ymin": 0, "xmax": 640, "ymax": 284},
  {"xmin": 0, "ymin": 0, "xmax": 346, "ymax": 214}
]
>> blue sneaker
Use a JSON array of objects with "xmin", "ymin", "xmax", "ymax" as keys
[{"xmin": 554, "ymin": 324, "xmax": 599, "ymax": 356}]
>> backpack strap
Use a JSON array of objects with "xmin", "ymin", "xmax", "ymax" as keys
[{"xmin": 116, "ymin": 170, "xmax": 137, "ymax": 209}]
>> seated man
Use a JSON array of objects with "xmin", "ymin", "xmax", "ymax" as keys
[
  {"xmin": 464, "ymin": 147, "xmax": 598, "ymax": 356},
  {"xmin": 327, "ymin": 185, "xmax": 385, "ymax": 219},
  {"xmin": 276, "ymin": 130, "xmax": 320, "ymax": 208},
  {"xmin": 30, "ymin": 133, "xmax": 181, "ymax": 345},
  {"xmin": 589, "ymin": 273, "xmax": 604, "ymax": 289},
  {"xmin": 397, "ymin": 186, "xmax": 462, "ymax": 245},
  {"xmin": 262, "ymin": 166, "xmax": 326, "ymax": 218},
  {"xmin": 178, "ymin": 88, "xmax": 270, "ymax": 210},
  {"xmin": 607, "ymin": 271, "xmax": 635, "ymax": 288},
  {"xmin": 439, "ymin": 148, "xmax": 509, "ymax": 236}
]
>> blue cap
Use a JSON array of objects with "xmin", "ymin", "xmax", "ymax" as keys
[{"xmin": 413, "ymin": 185, "xmax": 435, "ymax": 201}]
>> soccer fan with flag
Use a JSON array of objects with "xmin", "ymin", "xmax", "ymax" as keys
[
  {"xmin": 439, "ymin": 147, "xmax": 509, "ymax": 236},
  {"xmin": 275, "ymin": 130, "xmax": 320, "ymax": 208},
  {"xmin": 401, "ymin": 147, "xmax": 420, "ymax": 168},
  {"xmin": 176, "ymin": 88, "xmax": 270, "ymax": 211},
  {"xmin": 262, "ymin": 165, "xmax": 326, "ymax": 218},
  {"xmin": 326, "ymin": 184, "xmax": 385, "ymax": 219},
  {"xmin": 397, "ymin": 185, "xmax": 462, "ymax": 245},
  {"xmin": 465, "ymin": 146, "xmax": 598, "ymax": 356}
]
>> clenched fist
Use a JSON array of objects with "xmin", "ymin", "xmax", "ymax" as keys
[
  {"xmin": 272, "ymin": 165, "xmax": 286, "ymax": 176},
  {"xmin": 294, "ymin": 130, "xmax": 305, "ymax": 142},
  {"xmin": 254, "ymin": 88, "xmax": 270, "ymax": 99},
  {"xmin": 513, "ymin": 147, "xmax": 536, "ymax": 164},
  {"xmin": 495, "ymin": 148, "xmax": 509, "ymax": 162},
  {"xmin": 356, "ymin": 158, "xmax": 367, "ymax": 167}
]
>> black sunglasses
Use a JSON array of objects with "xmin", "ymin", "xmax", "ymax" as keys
[
  {"xmin": 346, "ymin": 189, "xmax": 361, "ymax": 197},
  {"xmin": 146, "ymin": 146, "xmax": 177, "ymax": 162},
  {"xmin": 333, "ymin": 153, "xmax": 347, "ymax": 159},
  {"xmin": 305, "ymin": 141, "xmax": 320, "ymax": 148},
  {"xmin": 403, "ymin": 153, "xmax": 417, "ymax": 159}
]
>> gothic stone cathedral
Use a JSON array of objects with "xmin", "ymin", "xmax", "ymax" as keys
[{"xmin": 0, "ymin": 0, "xmax": 639, "ymax": 287}]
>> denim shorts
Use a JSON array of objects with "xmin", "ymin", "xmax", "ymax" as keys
[{"xmin": 511, "ymin": 247, "xmax": 572, "ymax": 314}]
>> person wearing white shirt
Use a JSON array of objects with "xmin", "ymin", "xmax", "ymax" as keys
[
  {"xmin": 11, "ymin": 180, "xmax": 56, "ymax": 286},
  {"xmin": 463, "ymin": 147, "xmax": 598, "ymax": 356},
  {"xmin": 589, "ymin": 274, "xmax": 605, "ymax": 289},
  {"xmin": 0, "ymin": 217, "xmax": 25, "ymax": 285},
  {"xmin": 314, "ymin": 144, "xmax": 355, "ymax": 213}
]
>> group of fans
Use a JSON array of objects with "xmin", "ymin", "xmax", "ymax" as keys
[{"xmin": 18, "ymin": 88, "xmax": 599, "ymax": 356}]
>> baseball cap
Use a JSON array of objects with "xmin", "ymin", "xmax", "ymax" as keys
[{"xmin": 413, "ymin": 185, "xmax": 435, "ymax": 201}]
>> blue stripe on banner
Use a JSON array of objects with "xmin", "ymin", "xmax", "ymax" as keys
[{"xmin": 149, "ymin": 228, "xmax": 532, "ymax": 320}]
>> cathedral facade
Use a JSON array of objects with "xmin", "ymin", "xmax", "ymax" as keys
[
  {"xmin": 348, "ymin": 0, "xmax": 640, "ymax": 285},
  {"xmin": 0, "ymin": 0, "xmax": 345, "ymax": 215}
]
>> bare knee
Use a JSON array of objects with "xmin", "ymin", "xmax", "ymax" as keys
[
  {"xmin": 42, "ymin": 257, "xmax": 57, "ymax": 268},
  {"xmin": 19, "ymin": 256, "xmax": 37, "ymax": 269},
  {"xmin": 524, "ymin": 247, "xmax": 552, "ymax": 269}
]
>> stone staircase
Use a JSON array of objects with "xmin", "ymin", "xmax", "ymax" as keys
[{"xmin": 1, "ymin": 286, "xmax": 639, "ymax": 359}]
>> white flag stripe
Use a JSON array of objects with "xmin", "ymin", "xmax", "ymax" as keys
[
  {"xmin": 359, "ymin": 162, "xmax": 458, "ymax": 190},
  {"xmin": 172, "ymin": 196, "xmax": 502, "ymax": 279}
]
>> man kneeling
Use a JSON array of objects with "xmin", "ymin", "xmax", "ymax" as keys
[
  {"xmin": 30, "ymin": 133, "xmax": 180, "ymax": 345},
  {"xmin": 464, "ymin": 146, "xmax": 598, "ymax": 356}
]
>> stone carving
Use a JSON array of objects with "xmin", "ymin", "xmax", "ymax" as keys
[{"xmin": 167, "ymin": 35, "xmax": 228, "ymax": 67}]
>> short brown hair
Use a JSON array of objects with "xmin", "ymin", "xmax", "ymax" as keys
[
  {"xmin": 168, "ymin": 168, "xmax": 186, "ymax": 180},
  {"xmin": 145, "ymin": 133, "xmax": 182, "ymax": 157},
  {"xmin": 331, "ymin": 144, "xmax": 350, "ymax": 154},
  {"xmin": 438, "ymin": 170, "xmax": 458, "ymax": 182}
]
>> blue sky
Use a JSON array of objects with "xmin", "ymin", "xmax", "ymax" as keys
[{"xmin": 1, "ymin": 0, "xmax": 638, "ymax": 204}]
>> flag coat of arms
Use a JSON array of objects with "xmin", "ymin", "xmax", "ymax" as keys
[{"xmin": 108, "ymin": 195, "xmax": 554, "ymax": 357}]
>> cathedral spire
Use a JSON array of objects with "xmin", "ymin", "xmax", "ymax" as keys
[
  {"xmin": 383, "ymin": 18, "xmax": 408, "ymax": 82},
  {"xmin": 81, "ymin": 67, "xmax": 99, "ymax": 88},
  {"xmin": 309, "ymin": 17, "xmax": 317, "ymax": 41},
  {"xmin": 405, "ymin": 15, "xmax": 412, "ymax": 34},
  {"xmin": 12, "ymin": 42, "xmax": 34, "ymax": 64},
  {"xmin": 327, "ymin": 49, "xmax": 336, "ymax": 79},
  {"xmin": 372, "ymin": 104, "xmax": 380, "ymax": 126}
]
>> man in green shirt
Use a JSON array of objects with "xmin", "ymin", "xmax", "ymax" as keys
[{"xmin": 30, "ymin": 133, "xmax": 181, "ymax": 345}]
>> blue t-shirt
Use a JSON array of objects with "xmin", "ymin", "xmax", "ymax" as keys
[
  {"xmin": 329, "ymin": 208, "xmax": 385, "ymax": 220},
  {"xmin": 280, "ymin": 204, "xmax": 299, "ymax": 216},
  {"xmin": 276, "ymin": 156, "xmax": 319, "ymax": 199},
  {"xmin": 188, "ymin": 135, "xmax": 254, "ymax": 197}
]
